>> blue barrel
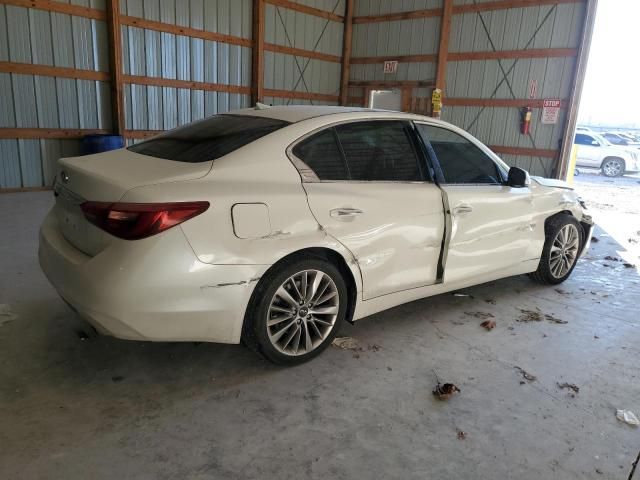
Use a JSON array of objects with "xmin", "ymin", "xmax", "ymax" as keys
[{"xmin": 82, "ymin": 134, "xmax": 124, "ymax": 155}]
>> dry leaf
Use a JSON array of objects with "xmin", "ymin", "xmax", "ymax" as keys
[
  {"xmin": 433, "ymin": 382, "xmax": 461, "ymax": 400},
  {"xmin": 557, "ymin": 382, "xmax": 580, "ymax": 394},
  {"xmin": 514, "ymin": 366, "xmax": 537, "ymax": 382},
  {"xmin": 457, "ymin": 430, "xmax": 466, "ymax": 440},
  {"xmin": 480, "ymin": 320, "xmax": 496, "ymax": 330}
]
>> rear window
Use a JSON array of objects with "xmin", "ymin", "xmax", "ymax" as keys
[{"xmin": 128, "ymin": 114, "xmax": 290, "ymax": 162}]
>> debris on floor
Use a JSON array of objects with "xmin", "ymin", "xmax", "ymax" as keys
[
  {"xmin": 615, "ymin": 409, "xmax": 640, "ymax": 426},
  {"xmin": 518, "ymin": 309, "xmax": 567, "ymax": 324},
  {"xmin": 480, "ymin": 320, "xmax": 496, "ymax": 331},
  {"xmin": 545, "ymin": 314, "xmax": 568, "ymax": 324},
  {"xmin": 433, "ymin": 382, "xmax": 461, "ymax": 400},
  {"xmin": 514, "ymin": 366, "xmax": 537, "ymax": 382},
  {"xmin": 623, "ymin": 262, "xmax": 636, "ymax": 269},
  {"xmin": 485, "ymin": 298, "xmax": 496, "ymax": 305},
  {"xmin": 453, "ymin": 292, "xmax": 474, "ymax": 298},
  {"xmin": 456, "ymin": 430, "xmax": 466, "ymax": 440},
  {"xmin": 591, "ymin": 236, "xmax": 599, "ymax": 243},
  {"xmin": 332, "ymin": 337, "xmax": 381, "ymax": 356},
  {"xmin": 0, "ymin": 304, "xmax": 17, "ymax": 326},
  {"xmin": 76, "ymin": 330, "xmax": 90, "ymax": 341},
  {"xmin": 604, "ymin": 255, "xmax": 621, "ymax": 262},
  {"xmin": 554, "ymin": 288, "xmax": 570, "ymax": 295},
  {"xmin": 465, "ymin": 311, "xmax": 494, "ymax": 320},
  {"xmin": 557, "ymin": 382, "xmax": 580, "ymax": 397},
  {"xmin": 332, "ymin": 336, "xmax": 360, "ymax": 351}
]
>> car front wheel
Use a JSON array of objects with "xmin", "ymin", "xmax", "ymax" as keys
[
  {"xmin": 242, "ymin": 257, "xmax": 348, "ymax": 365},
  {"xmin": 529, "ymin": 215, "xmax": 583, "ymax": 285},
  {"xmin": 601, "ymin": 157, "xmax": 624, "ymax": 177}
]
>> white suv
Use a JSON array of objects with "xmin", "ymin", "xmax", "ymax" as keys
[{"xmin": 574, "ymin": 132, "xmax": 640, "ymax": 177}]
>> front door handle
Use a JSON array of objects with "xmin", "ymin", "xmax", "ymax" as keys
[
  {"xmin": 330, "ymin": 208, "xmax": 364, "ymax": 219},
  {"xmin": 452, "ymin": 204, "xmax": 473, "ymax": 216}
]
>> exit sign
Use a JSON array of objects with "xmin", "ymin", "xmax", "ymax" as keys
[{"xmin": 383, "ymin": 60, "xmax": 398, "ymax": 74}]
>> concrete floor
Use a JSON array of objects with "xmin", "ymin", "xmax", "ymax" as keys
[{"xmin": 1, "ymin": 176, "xmax": 639, "ymax": 479}]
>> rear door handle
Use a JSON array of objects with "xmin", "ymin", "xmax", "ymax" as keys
[
  {"xmin": 330, "ymin": 208, "xmax": 364, "ymax": 219},
  {"xmin": 452, "ymin": 204, "xmax": 473, "ymax": 215}
]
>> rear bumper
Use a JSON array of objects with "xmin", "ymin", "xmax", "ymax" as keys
[{"xmin": 39, "ymin": 210, "xmax": 269, "ymax": 343}]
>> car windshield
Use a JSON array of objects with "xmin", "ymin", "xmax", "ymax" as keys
[{"xmin": 128, "ymin": 114, "xmax": 290, "ymax": 163}]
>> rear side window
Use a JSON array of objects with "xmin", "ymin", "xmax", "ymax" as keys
[
  {"xmin": 128, "ymin": 114, "xmax": 289, "ymax": 162},
  {"xmin": 416, "ymin": 124, "xmax": 501, "ymax": 184},
  {"xmin": 292, "ymin": 129, "xmax": 349, "ymax": 180},
  {"xmin": 335, "ymin": 121, "xmax": 422, "ymax": 181}
]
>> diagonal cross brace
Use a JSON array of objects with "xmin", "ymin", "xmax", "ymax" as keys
[
  {"xmin": 274, "ymin": 0, "xmax": 342, "ymax": 105},
  {"xmin": 464, "ymin": 3, "xmax": 559, "ymax": 176}
]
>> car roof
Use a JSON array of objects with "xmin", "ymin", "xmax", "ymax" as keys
[
  {"xmin": 227, "ymin": 105, "xmax": 462, "ymax": 131},
  {"xmin": 228, "ymin": 105, "xmax": 375, "ymax": 122}
]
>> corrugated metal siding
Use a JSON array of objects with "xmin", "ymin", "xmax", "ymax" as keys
[
  {"xmin": 263, "ymin": 2, "xmax": 343, "ymax": 105},
  {"xmin": 120, "ymin": 0, "xmax": 252, "ymax": 130},
  {"xmin": 0, "ymin": 3, "xmax": 110, "ymax": 188},
  {"xmin": 348, "ymin": 1, "xmax": 585, "ymax": 177},
  {"xmin": 441, "ymin": 3, "xmax": 586, "ymax": 176},
  {"xmin": 350, "ymin": 1, "xmax": 441, "ymax": 106}
]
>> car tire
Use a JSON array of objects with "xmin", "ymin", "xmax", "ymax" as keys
[
  {"xmin": 529, "ymin": 215, "xmax": 584, "ymax": 285},
  {"xmin": 242, "ymin": 256, "xmax": 348, "ymax": 365},
  {"xmin": 601, "ymin": 157, "xmax": 625, "ymax": 177}
]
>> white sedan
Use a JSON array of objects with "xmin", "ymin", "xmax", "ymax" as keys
[{"xmin": 39, "ymin": 106, "xmax": 593, "ymax": 364}]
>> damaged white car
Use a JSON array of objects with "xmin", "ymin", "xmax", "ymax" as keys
[{"xmin": 39, "ymin": 106, "xmax": 593, "ymax": 364}]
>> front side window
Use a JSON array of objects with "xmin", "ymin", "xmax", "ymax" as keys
[
  {"xmin": 416, "ymin": 124, "xmax": 502, "ymax": 184},
  {"xmin": 291, "ymin": 121, "xmax": 424, "ymax": 182},
  {"xmin": 128, "ymin": 114, "xmax": 290, "ymax": 163}
]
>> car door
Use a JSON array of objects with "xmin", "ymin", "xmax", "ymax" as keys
[
  {"xmin": 289, "ymin": 120, "xmax": 445, "ymax": 300},
  {"xmin": 574, "ymin": 133, "xmax": 602, "ymax": 167},
  {"xmin": 415, "ymin": 123, "xmax": 534, "ymax": 285}
]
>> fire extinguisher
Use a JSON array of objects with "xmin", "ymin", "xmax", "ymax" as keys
[{"xmin": 520, "ymin": 106, "xmax": 532, "ymax": 135}]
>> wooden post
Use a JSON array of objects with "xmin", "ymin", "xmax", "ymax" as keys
[
  {"xmin": 435, "ymin": 0, "xmax": 454, "ymax": 94},
  {"xmin": 106, "ymin": 0, "xmax": 125, "ymax": 135},
  {"xmin": 252, "ymin": 0, "xmax": 265, "ymax": 105},
  {"xmin": 401, "ymin": 87, "xmax": 411, "ymax": 112},
  {"xmin": 339, "ymin": 0, "xmax": 354, "ymax": 106}
]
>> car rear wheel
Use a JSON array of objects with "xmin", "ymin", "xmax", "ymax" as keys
[
  {"xmin": 242, "ymin": 257, "xmax": 348, "ymax": 365},
  {"xmin": 529, "ymin": 215, "xmax": 583, "ymax": 285},
  {"xmin": 601, "ymin": 157, "xmax": 624, "ymax": 177}
]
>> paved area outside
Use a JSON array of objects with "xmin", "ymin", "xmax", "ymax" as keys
[{"xmin": 0, "ymin": 175, "xmax": 639, "ymax": 480}]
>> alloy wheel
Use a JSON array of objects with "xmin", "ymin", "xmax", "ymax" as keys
[
  {"xmin": 266, "ymin": 269, "xmax": 340, "ymax": 356},
  {"xmin": 603, "ymin": 160, "xmax": 623, "ymax": 177},
  {"xmin": 549, "ymin": 224, "xmax": 580, "ymax": 278}
]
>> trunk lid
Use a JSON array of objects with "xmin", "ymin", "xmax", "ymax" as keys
[
  {"xmin": 56, "ymin": 148, "xmax": 212, "ymax": 202},
  {"xmin": 53, "ymin": 148, "xmax": 212, "ymax": 256}
]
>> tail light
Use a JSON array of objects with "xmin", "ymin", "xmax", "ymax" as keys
[{"xmin": 80, "ymin": 201, "xmax": 209, "ymax": 240}]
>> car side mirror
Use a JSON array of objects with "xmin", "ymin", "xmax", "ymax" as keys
[{"xmin": 507, "ymin": 167, "xmax": 530, "ymax": 188}]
